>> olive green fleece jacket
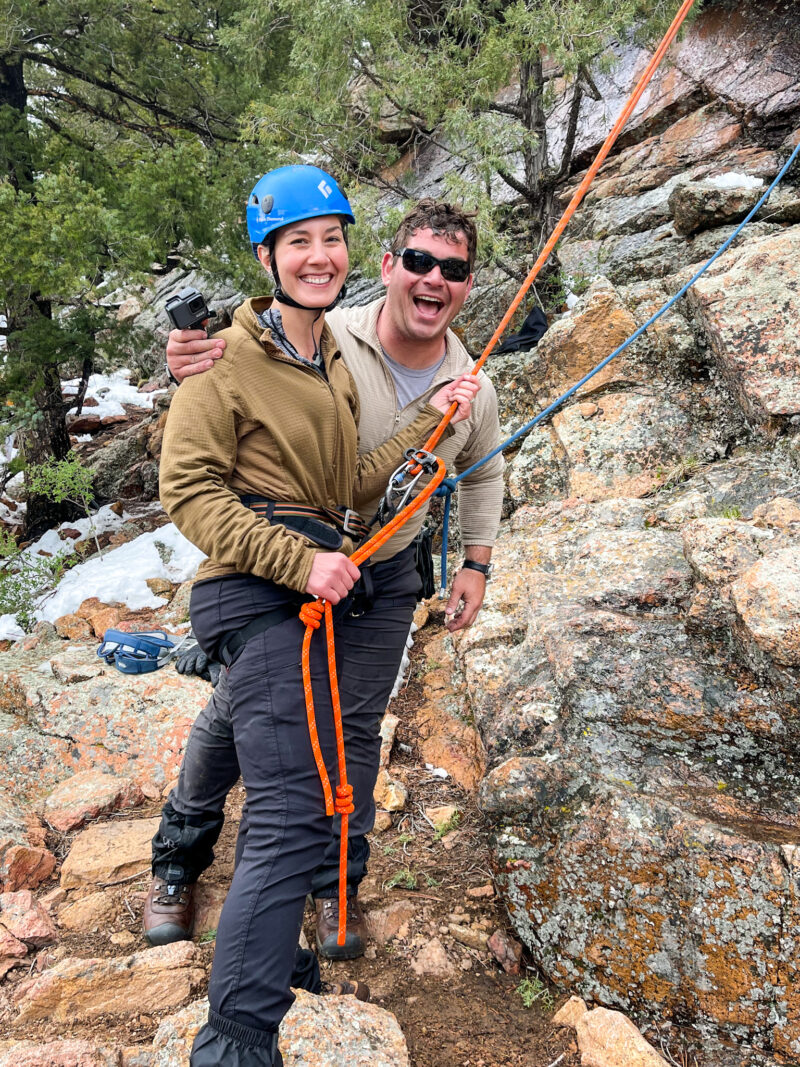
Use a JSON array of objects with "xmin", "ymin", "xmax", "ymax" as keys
[{"xmin": 159, "ymin": 297, "xmax": 447, "ymax": 592}]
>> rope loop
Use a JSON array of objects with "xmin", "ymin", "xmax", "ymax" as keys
[
  {"xmin": 299, "ymin": 600, "xmax": 325, "ymax": 629},
  {"xmin": 334, "ymin": 784, "xmax": 355, "ymax": 815},
  {"xmin": 435, "ymin": 477, "xmax": 457, "ymax": 497}
]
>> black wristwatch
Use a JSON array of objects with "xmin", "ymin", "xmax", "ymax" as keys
[{"xmin": 461, "ymin": 559, "xmax": 492, "ymax": 579}]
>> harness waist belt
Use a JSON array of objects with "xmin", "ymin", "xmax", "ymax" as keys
[{"xmin": 240, "ymin": 494, "xmax": 371, "ymax": 551}]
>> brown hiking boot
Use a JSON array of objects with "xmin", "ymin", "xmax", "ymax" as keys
[
  {"xmin": 143, "ymin": 877, "xmax": 196, "ymax": 946},
  {"xmin": 320, "ymin": 978, "xmax": 370, "ymax": 1002},
  {"xmin": 315, "ymin": 896, "xmax": 368, "ymax": 960}
]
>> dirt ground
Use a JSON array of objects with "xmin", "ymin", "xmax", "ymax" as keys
[{"xmin": 4, "ymin": 624, "xmax": 583, "ymax": 1066}]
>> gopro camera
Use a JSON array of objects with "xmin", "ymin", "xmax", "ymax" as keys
[{"xmin": 165, "ymin": 287, "xmax": 215, "ymax": 331}]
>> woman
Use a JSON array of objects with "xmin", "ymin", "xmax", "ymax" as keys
[{"xmin": 159, "ymin": 165, "xmax": 478, "ymax": 1066}]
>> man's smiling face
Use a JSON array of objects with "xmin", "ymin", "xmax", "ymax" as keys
[{"xmin": 381, "ymin": 227, "xmax": 473, "ymax": 346}]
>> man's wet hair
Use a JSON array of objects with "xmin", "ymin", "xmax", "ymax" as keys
[{"xmin": 391, "ymin": 198, "xmax": 478, "ymax": 271}]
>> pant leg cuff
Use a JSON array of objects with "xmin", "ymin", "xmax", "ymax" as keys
[{"xmin": 208, "ymin": 1009, "xmax": 279, "ymax": 1048}]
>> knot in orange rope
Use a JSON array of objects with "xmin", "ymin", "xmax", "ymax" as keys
[
  {"xmin": 334, "ymin": 783, "xmax": 354, "ymax": 815},
  {"xmin": 299, "ymin": 600, "xmax": 325, "ymax": 630}
]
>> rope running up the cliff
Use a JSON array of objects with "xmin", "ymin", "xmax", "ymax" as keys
[{"xmin": 433, "ymin": 137, "xmax": 800, "ymax": 591}]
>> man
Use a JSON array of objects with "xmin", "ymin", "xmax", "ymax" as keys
[{"xmin": 146, "ymin": 198, "xmax": 503, "ymax": 964}]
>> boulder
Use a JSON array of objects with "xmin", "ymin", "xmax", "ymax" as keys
[
  {"xmin": 13, "ymin": 942, "xmax": 204, "ymax": 1023},
  {"xmin": 459, "ymin": 490, "xmax": 800, "ymax": 1059},
  {"xmin": 57, "ymin": 891, "xmax": 117, "ymax": 934},
  {"xmin": 669, "ymin": 178, "xmax": 763, "ymax": 236},
  {"xmin": 60, "ymin": 818, "xmax": 159, "ymax": 890},
  {"xmin": 149, "ymin": 990, "xmax": 410, "ymax": 1067},
  {"xmin": 688, "ymin": 227, "xmax": 800, "ymax": 432},
  {"xmin": 43, "ymin": 771, "xmax": 145, "ymax": 833}
]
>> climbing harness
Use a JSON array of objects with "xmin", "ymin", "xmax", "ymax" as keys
[{"xmin": 98, "ymin": 629, "xmax": 181, "ymax": 674}]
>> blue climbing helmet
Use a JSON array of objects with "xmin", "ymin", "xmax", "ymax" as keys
[{"xmin": 246, "ymin": 165, "xmax": 355, "ymax": 257}]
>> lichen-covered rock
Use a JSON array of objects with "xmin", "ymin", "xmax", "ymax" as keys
[
  {"xmin": 43, "ymin": 771, "xmax": 145, "ymax": 833},
  {"xmin": 0, "ymin": 1039, "xmax": 120, "ymax": 1066},
  {"xmin": 460, "ymin": 487, "xmax": 800, "ymax": 1061},
  {"xmin": 669, "ymin": 178, "xmax": 764, "ymax": 236},
  {"xmin": 60, "ymin": 818, "xmax": 159, "ymax": 890},
  {"xmin": 149, "ymin": 991, "xmax": 410, "ymax": 1067},
  {"xmin": 13, "ymin": 942, "xmax": 204, "ymax": 1023},
  {"xmin": 732, "ymin": 547, "xmax": 800, "ymax": 668},
  {"xmin": 688, "ymin": 227, "xmax": 800, "ymax": 431}
]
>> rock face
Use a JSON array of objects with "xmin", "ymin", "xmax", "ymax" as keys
[{"xmin": 439, "ymin": 5, "xmax": 800, "ymax": 1064}]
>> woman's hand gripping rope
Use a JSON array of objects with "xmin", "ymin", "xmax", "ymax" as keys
[{"xmin": 300, "ymin": 452, "xmax": 448, "ymax": 947}]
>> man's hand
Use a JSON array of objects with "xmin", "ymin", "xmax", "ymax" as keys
[
  {"xmin": 306, "ymin": 552, "xmax": 361, "ymax": 604},
  {"xmin": 430, "ymin": 374, "xmax": 481, "ymax": 424},
  {"xmin": 167, "ymin": 327, "xmax": 226, "ymax": 382},
  {"xmin": 444, "ymin": 547, "xmax": 492, "ymax": 632}
]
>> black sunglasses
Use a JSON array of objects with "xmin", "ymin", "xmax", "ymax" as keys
[{"xmin": 394, "ymin": 247, "xmax": 471, "ymax": 283}]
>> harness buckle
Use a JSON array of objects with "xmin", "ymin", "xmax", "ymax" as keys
[{"xmin": 341, "ymin": 509, "xmax": 362, "ymax": 537}]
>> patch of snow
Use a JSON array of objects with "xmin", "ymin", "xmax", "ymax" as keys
[
  {"xmin": 425, "ymin": 764, "xmax": 450, "ymax": 779},
  {"xmin": 706, "ymin": 172, "xmax": 764, "ymax": 190},
  {"xmin": 0, "ymin": 614, "xmax": 25, "ymax": 642},
  {"xmin": 63, "ymin": 368, "xmax": 166, "ymax": 418},
  {"xmin": 22, "ymin": 504, "xmax": 132, "ymax": 558},
  {"xmin": 565, "ymin": 290, "xmax": 580, "ymax": 310},
  {"xmin": 72, "ymin": 434, "xmax": 93, "ymax": 443},
  {"xmin": 36, "ymin": 523, "xmax": 205, "ymax": 623}
]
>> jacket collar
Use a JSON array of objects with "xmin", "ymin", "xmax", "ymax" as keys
[{"xmin": 237, "ymin": 296, "xmax": 341, "ymax": 370}]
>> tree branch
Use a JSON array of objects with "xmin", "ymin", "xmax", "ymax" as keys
[
  {"xmin": 497, "ymin": 166, "xmax": 537, "ymax": 204},
  {"xmin": 554, "ymin": 77, "xmax": 584, "ymax": 183},
  {"xmin": 18, "ymin": 50, "xmax": 238, "ymax": 144}
]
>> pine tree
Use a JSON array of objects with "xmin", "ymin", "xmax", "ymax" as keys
[{"xmin": 0, "ymin": 0, "xmax": 269, "ymax": 534}]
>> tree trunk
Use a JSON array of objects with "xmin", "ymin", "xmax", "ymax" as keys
[{"xmin": 1, "ymin": 56, "xmax": 78, "ymax": 537}]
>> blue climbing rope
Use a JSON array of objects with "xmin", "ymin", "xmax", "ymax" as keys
[{"xmin": 435, "ymin": 139, "xmax": 800, "ymax": 594}]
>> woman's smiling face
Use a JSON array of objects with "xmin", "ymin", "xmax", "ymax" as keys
[{"xmin": 259, "ymin": 216, "xmax": 349, "ymax": 307}]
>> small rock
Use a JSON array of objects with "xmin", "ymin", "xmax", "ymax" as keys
[
  {"xmin": 448, "ymin": 923, "xmax": 489, "ymax": 951},
  {"xmin": 44, "ymin": 771, "xmax": 145, "ymax": 833},
  {"xmin": 409, "ymin": 938, "xmax": 457, "ymax": 978},
  {"xmin": 0, "ymin": 890, "xmax": 58, "ymax": 947},
  {"xmin": 575, "ymin": 1007, "xmax": 669, "ymax": 1066},
  {"xmin": 53, "ymin": 614, "xmax": 94, "ymax": 641},
  {"xmin": 0, "ymin": 924, "xmax": 29, "ymax": 977},
  {"xmin": 193, "ymin": 883, "xmax": 228, "ymax": 941},
  {"xmin": 379, "ymin": 714, "xmax": 400, "ymax": 769},
  {"xmin": 110, "ymin": 930, "xmax": 136, "ymax": 947},
  {"xmin": 373, "ymin": 769, "xmax": 407, "ymax": 812},
  {"xmin": 57, "ymin": 892, "xmax": 118, "ymax": 934},
  {"xmin": 146, "ymin": 577, "xmax": 174, "ymax": 599},
  {"xmin": 367, "ymin": 900, "xmax": 417, "ymax": 943},
  {"xmin": 466, "ymin": 884, "xmax": 494, "ymax": 899},
  {"xmin": 460, "ymin": 958, "xmax": 472, "ymax": 971},
  {"xmin": 487, "ymin": 928, "xmax": 523, "ymax": 975},
  {"xmin": 371, "ymin": 811, "xmax": 392, "ymax": 834},
  {"xmin": 425, "ymin": 804, "xmax": 459, "ymax": 831},
  {"xmin": 412, "ymin": 602, "xmax": 430, "ymax": 629},
  {"xmin": 553, "ymin": 995, "xmax": 589, "ymax": 1029}
]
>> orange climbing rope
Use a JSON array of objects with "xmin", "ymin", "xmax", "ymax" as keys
[
  {"xmin": 421, "ymin": 0, "xmax": 698, "ymax": 457},
  {"xmin": 299, "ymin": 0, "xmax": 697, "ymax": 947}
]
